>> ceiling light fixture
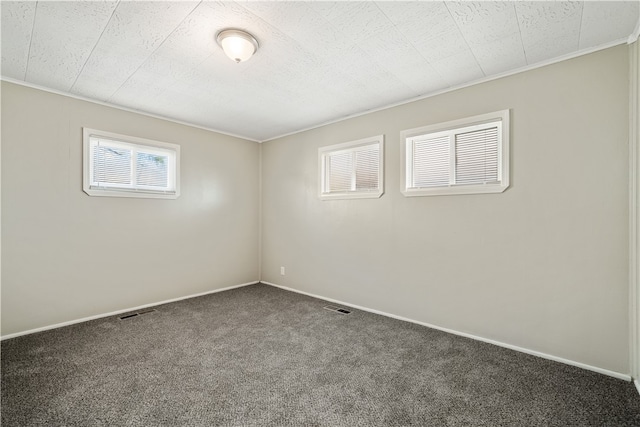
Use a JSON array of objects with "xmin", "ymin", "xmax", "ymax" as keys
[{"xmin": 216, "ymin": 29, "xmax": 259, "ymax": 63}]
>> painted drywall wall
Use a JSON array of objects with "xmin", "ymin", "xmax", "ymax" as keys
[
  {"xmin": 1, "ymin": 81, "xmax": 259, "ymax": 335},
  {"xmin": 261, "ymin": 45, "xmax": 630, "ymax": 375},
  {"xmin": 632, "ymin": 40, "xmax": 640, "ymax": 383}
]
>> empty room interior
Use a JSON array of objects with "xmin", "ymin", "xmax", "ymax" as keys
[{"xmin": 3, "ymin": 0, "xmax": 640, "ymax": 425}]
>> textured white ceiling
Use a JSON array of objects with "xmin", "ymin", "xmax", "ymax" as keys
[{"xmin": 2, "ymin": 1, "xmax": 639, "ymax": 141}]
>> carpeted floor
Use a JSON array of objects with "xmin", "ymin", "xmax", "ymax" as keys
[{"xmin": 2, "ymin": 283, "xmax": 639, "ymax": 426}]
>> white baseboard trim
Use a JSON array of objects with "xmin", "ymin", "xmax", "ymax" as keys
[
  {"xmin": 262, "ymin": 281, "xmax": 631, "ymax": 382},
  {"xmin": 635, "ymin": 379, "xmax": 640, "ymax": 395},
  {"xmin": 1, "ymin": 281, "xmax": 259, "ymax": 341}
]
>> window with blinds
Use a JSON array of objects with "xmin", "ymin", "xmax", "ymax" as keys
[
  {"xmin": 319, "ymin": 135, "xmax": 384, "ymax": 200},
  {"xmin": 83, "ymin": 128, "xmax": 180, "ymax": 199},
  {"xmin": 401, "ymin": 110, "xmax": 509, "ymax": 197}
]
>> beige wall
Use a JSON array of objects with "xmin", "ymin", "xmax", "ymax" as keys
[
  {"xmin": 1, "ymin": 81, "xmax": 259, "ymax": 335},
  {"xmin": 632, "ymin": 40, "xmax": 640, "ymax": 381},
  {"xmin": 261, "ymin": 46, "xmax": 630, "ymax": 374}
]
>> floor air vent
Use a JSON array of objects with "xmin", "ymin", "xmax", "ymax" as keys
[
  {"xmin": 119, "ymin": 313, "xmax": 138, "ymax": 320},
  {"xmin": 119, "ymin": 309, "xmax": 156, "ymax": 320},
  {"xmin": 323, "ymin": 305, "xmax": 351, "ymax": 315}
]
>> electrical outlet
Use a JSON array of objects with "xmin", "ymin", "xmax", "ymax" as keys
[{"xmin": 280, "ymin": 266, "xmax": 285, "ymax": 276}]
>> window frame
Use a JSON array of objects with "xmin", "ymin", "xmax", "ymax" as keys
[
  {"xmin": 318, "ymin": 135, "xmax": 384, "ymax": 200},
  {"xmin": 400, "ymin": 110, "xmax": 510, "ymax": 197},
  {"xmin": 82, "ymin": 128, "xmax": 180, "ymax": 199}
]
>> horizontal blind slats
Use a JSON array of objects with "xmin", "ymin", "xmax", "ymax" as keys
[
  {"xmin": 90, "ymin": 136, "xmax": 176, "ymax": 193},
  {"xmin": 328, "ymin": 151, "xmax": 353, "ymax": 192},
  {"xmin": 412, "ymin": 135, "xmax": 450, "ymax": 187},
  {"xmin": 455, "ymin": 127, "xmax": 498, "ymax": 184},
  {"xmin": 324, "ymin": 142, "xmax": 380, "ymax": 194},
  {"xmin": 136, "ymin": 152, "xmax": 169, "ymax": 187},
  {"xmin": 93, "ymin": 145, "xmax": 132, "ymax": 185},
  {"xmin": 355, "ymin": 145, "xmax": 379, "ymax": 190}
]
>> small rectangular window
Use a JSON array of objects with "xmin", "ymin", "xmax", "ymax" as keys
[
  {"xmin": 83, "ymin": 128, "xmax": 180, "ymax": 199},
  {"xmin": 401, "ymin": 110, "xmax": 509, "ymax": 197},
  {"xmin": 319, "ymin": 135, "xmax": 384, "ymax": 200}
]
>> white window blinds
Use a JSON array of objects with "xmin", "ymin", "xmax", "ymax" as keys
[
  {"xmin": 355, "ymin": 146, "xmax": 380, "ymax": 190},
  {"xmin": 136, "ymin": 152, "xmax": 170, "ymax": 188},
  {"xmin": 401, "ymin": 110, "xmax": 509, "ymax": 197},
  {"xmin": 412, "ymin": 135, "xmax": 450, "ymax": 188},
  {"xmin": 93, "ymin": 144, "xmax": 132, "ymax": 186},
  {"xmin": 83, "ymin": 128, "xmax": 180, "ymax": 199},
  {"xmin": 326, "ymin": 144, "xmax": 379, "ymax": 192},
  {"xmin": 319, "ymin": 135, "xmax": 384, "ymax": 200},
  {"xmin": 328, "ymin": 151, "xmax": 354, "ymax": 192},
  {"xmin": 454, "ymin": 126, "xmax": 499, "ymax": 185}
]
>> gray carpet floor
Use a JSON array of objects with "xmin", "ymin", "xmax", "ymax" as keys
[{"xmin": 2, "ymin": 283, "xmax": 640, "ymax": 426}]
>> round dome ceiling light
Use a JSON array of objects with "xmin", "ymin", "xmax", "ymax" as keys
[{"xmin": 216, "ymin": 29, "xmax": 259, "ymax": 63}]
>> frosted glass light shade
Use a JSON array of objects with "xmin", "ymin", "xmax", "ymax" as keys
[{"xmin": 216, "ymin": 29, "xmax": 259, "ymax": 63}]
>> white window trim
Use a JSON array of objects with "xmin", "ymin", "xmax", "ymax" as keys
[
  {"xmin": 400, "ymin": 109, "xmax": 510, "ymax": 197},
  {"xmin": 318, "ymin": 135, "xmax": 384, "ymax": 200},
  {"xmin": 82, "ymin": 128, "xmax": 180, "ymax": 199}
]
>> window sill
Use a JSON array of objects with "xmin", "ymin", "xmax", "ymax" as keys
[
  {"xmin": 319, "ymin": 190, "xmax": 384, "ymax": 200},
  {"xmin": 401, "ymin": 183, "xmax": 508, "ymax": 197},
  {"xmin": 83, "ymin": 187, "xmax": 179, "ymax": 199}
]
